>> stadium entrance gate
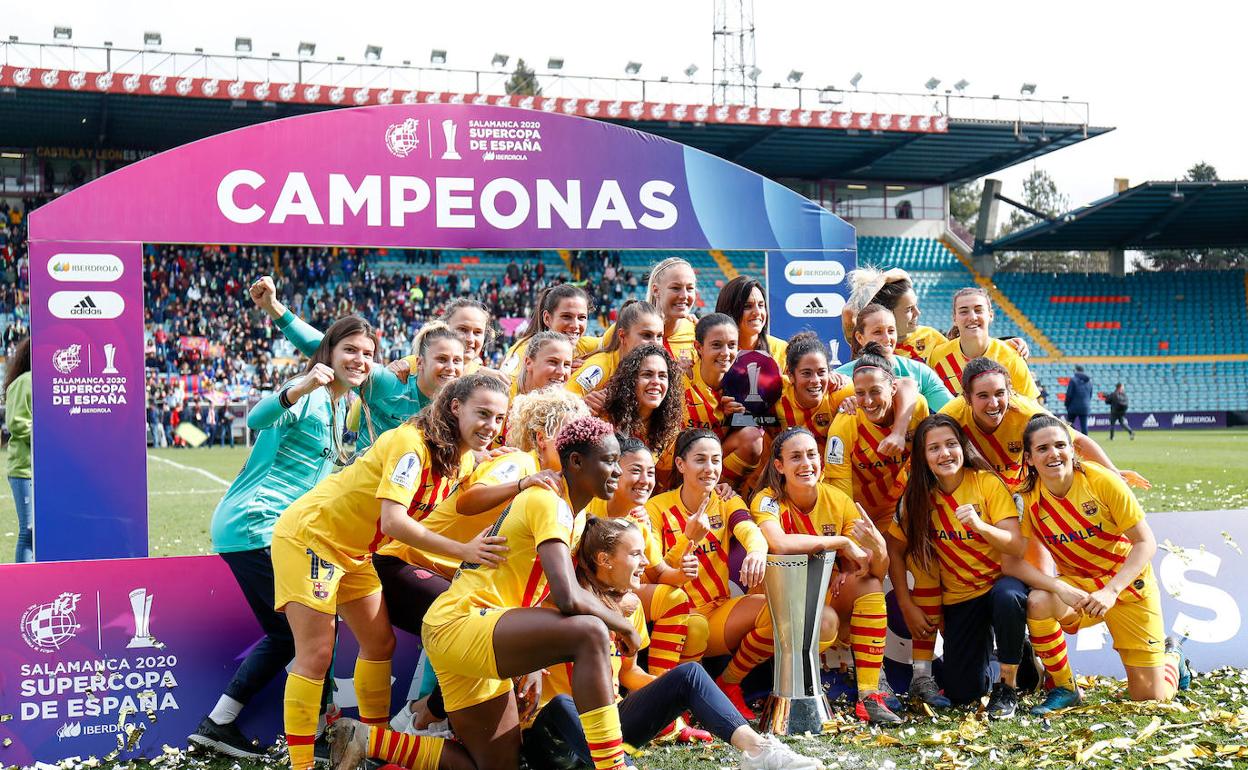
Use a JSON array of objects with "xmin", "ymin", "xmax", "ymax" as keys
[{"xmin": 8, "ymin": 104, "xmax": 857, "ymax": 763}]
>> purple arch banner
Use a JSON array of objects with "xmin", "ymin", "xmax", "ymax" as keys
[
  {"xmin": 30, "ymin": 104, "xmax": 856, "ymax": 252},
  {"xmin": 26, "ymin": 103, "xmax": 856, "ymax": 562}
]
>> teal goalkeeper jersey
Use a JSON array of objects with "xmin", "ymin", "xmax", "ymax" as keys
[
  {"xmin": 836, "ymin": 353, "xmax": 954, "ymax": 411},
  {"xmin": 275, "ymin": 309, "xmax": 431, "ymax": 451},
  {"xmin": 210, "ymin": 386, "xmax": 346, "ymax": 553}
]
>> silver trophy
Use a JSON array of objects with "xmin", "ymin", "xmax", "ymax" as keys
[{"xmin": 758, "ymin": 552, "xmax": 836, "ymax": 735}]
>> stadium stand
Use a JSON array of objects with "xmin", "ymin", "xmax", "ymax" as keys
[
  {"xmin": 993, "ymin": 270, "xmax": 1248, "ymax": 357},
  {"xmin": 856, "ymin": 236, "xmax": 1035, "ymax": 353}
]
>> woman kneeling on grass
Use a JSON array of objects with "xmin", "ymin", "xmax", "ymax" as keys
[
  {"xmin": 889, "ymin": 414, "xmax": 1028, "ymax": 718},
  {"xmin": 523, "ymin": 516, "xmax": 824, "ymax": 770},
  {"xmin": 1004, "ymin": 414, "xmax": 1190, "ymax": 716}
]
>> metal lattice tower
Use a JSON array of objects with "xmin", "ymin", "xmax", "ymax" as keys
[{"xmin": 713, "ymin": 0, "xmax": 757, "ymax": 105}]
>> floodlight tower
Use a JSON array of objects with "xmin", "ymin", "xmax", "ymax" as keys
[{"xmin": 713, "ymin": 0, "xmax": 757, "ymax": 105}]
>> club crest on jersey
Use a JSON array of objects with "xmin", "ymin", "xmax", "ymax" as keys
[
  {"xmin": 708, "ymin": 514, "xmax": 724, "ymax": 530},
  {"xmin": 311, "ymin": 581, "xmax": 329, "ymax": 601},
  {"xmin": 821, "ymin": 523, "xmax": 835, "ymax": 536},
  {"xmin": 915, "ymin": 339, "xmax": 926, "ymax": 352},
  {"xmin": 1009, "ymin": 441, "xmax": 1024, "ymax": 454},
  {"xmin": 1082, "ymin": 501, "xmax": 1099, "ymax": 517},
  {"xmin": 814, "ymin": 413, "xmax": 831, "ymax": 428},
  {"xmin": 826, "ymin": 436, "xmax": 845, "ymax": 465}
]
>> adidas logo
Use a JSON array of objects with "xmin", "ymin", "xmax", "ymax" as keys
[
  {"xmin": 71, "ymin": 295, "xmax": 103, "ymax": 316},
  {"xmin": 804, "ymin": 296, "xmax": 826, "ymax": 312}
]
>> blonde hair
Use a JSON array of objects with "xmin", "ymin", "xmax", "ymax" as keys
[
  {"xmin": 646, "ymin": 257, "xmax": 696, "ymax": 308},
  {"xmin": 505, "ymin": 387, "xmax": 590, "ymax": 452}
]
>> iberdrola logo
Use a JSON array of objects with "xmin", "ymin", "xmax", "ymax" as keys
[
  {"xmin": 786, "ymin": 265, "xmax": 803, "ymax": 277},
  {"xmin": 52, "ymin": 262, "xmax": 71, "ymax": 273}
]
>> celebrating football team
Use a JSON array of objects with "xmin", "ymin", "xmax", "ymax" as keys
[{"xmin": 188, "ymin": 259, "xmax": 1189, "ymax": 770}]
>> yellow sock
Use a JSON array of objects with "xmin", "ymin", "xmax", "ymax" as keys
[
  {"xmin": 579, "ymin": 703, "xmax": 627, "ymax": 770},
  {"xmin": 354, "ymin": 657, "xmax": 392, "ymax": 726},
  {"xmin": 283, "ymin": 672, "xmax": 322, "ymax": 770},
  {"xmin": 367, "ymin": 725, "xmax": 445, "ymax": 770},
  {"xmin": 851, "ymin": 592, "xmax": 887, "ymax": 693},
  {"xmin": 647, "ymin": 586, "xmax": 694, "ymax": 674},
  {"xmin": 1160, "ymin": 651, "xmax": 1180, "ymax": 701},
  {"xmin": 720, "ymin": 452, "xmax": 754, "ymax": 488},
  {"xmin": 722, "ymin": 605, "xmax": 773, "ymax": 684},
  {"xmin": 679, "ymin": 611, "xmax": 710, "ymax": 663},
  {"xmin": 1028, "ymin": 617, "xmax": 1075, "ymax": 690}
]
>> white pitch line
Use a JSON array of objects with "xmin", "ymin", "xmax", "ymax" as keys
[{"xmin": 147, "ymin": 454, "xmax": 232, "ymax": 487}]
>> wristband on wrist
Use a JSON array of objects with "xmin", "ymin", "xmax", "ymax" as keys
[{"xmin": 278, "ymin": 387, "xmax": 295, "ymax": 409}]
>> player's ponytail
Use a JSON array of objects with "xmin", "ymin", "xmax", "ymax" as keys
[
  {"xmin": 854, "ymin": 341, "xmax": 895, "ymax": 378},
  {"xmin": 517, "ymin": 284, "xmax": 591, "ymax": 345},
  {"xmin": 574, "ymin": 516, "xmax": 639, "ymax": 614},
  {"xmin": 850, "ymin": 304, "xmax": 894, "ymax": 359},
  {"xmin": 759, "ymin": 426, "xmax": 816, "ymax": 501}
]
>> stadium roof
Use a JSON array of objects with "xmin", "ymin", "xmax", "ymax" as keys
[
  {"xmin": 608, "ymin": 118, "xmax": 1109, "ymax": 185},
  {"xmin": 985, "ymin": 180, "xmax": 1248, "ymax": 252},
  {"xmin": 0, "ymin": 87, "xmax": 1110, "ymax": 186}
]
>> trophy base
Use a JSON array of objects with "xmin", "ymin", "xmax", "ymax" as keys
[
  {"xmin": 758, "ymin": 693, "xmax": 832, "ymax": 736},
  {"xmin": 727, "ymin": 414, "xmax": 779, "ymax": 429},
  {"xmin": 127, "ymin": 635, "xmax": 158, "ymax": 649}
]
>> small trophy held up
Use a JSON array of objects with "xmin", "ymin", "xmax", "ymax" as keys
[{"xmin": 720, "ymin": 350, "xmax": 782, "ymax": 428}]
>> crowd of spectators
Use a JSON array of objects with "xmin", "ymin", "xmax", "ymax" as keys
[{"xmin": 0, "ymin": 197, "xmax": 652, "ymax": 447}]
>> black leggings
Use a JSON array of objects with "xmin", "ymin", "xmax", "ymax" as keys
[
  {"xmin": 522, "ymin": 662, "xmax": 747, "ymax": 768},
  {"xmin": 372, "ymin": 554, "xmax": 451, "ymax": 636},
  {"xmin": 220, "ymin": 548, "xmax": 334, "ymax": 708},
  {"xmin": 940, "ymin": 577, "xmax": 1029, "ymax": 704}
]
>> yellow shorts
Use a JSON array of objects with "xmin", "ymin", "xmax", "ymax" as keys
[
  {"xmin": 1060, "ymin": 581, "xmax": 1165, "ymax": 668},
  {"xmin": 271, "ymin": 533, "xmax": 380, "ymax": 614},
  {"xmin": 698, "ymin": 595, "xmax": 771, "ymax": 657},
  {"xmin": 422, "ymin": 607, "xmax": 510, "ymax": 712}
]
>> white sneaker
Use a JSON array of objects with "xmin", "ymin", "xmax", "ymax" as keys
[
  {"xmin": 740, "ymin": 735, "xmax": 824, "ymax": 770},
  {"xmin": 388, "ymin": 702, "xmax": 416, "ymax": 734},
  {"xmin": 413, "ymin": 718, "xmax": 453, "ymax": 739}
]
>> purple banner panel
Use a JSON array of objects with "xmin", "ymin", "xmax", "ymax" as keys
[
  {"xmin": 1083, "ymin": 410, "xmax": 1227, "ymax": 431},
  {"xmin": 0, "ymin": 556, "xmax": 277, "ymax": 765},
  {"xmin": 0, "ymin": 555, "xmax": 424, "ymax": 765},
  {"xmin": 28, "ymin": 104, "xmax": 855, "ymax": 254},
  {"xmin": 28, "ymin": 241, "xmax": 148, "ymax": 561}
]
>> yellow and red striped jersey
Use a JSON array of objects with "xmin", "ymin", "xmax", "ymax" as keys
[
  {"xmin": 684, "ymin": 365, "xmax": 728, "ymax": 438},
  {"xmin": 750, "ymin": 482, "xmax": 859, "ymax": 539},
  {"xmin": 424, "ymin": 479, "xmax": 588, "ymax": 627},
  {"xmin": 822, "ymin": 398, "xmax": 930, "ymax": 525},
  {"xmin": 645, "ymin": 488, "xmax": 768, "ymax": 609},
  {"xmin": 895, "ymin": 325, "xmax": 948, "ymax": 364},
  {"xmin": 275, "ymin": 424, "xmax": 473, "ymax": 569},
  {"xmin": 927, "ymin": 337, "xmax": 1039, "ymax": 400},
  {"xmin": 772, "ymin": 383, "xmax": 851, "ymax": 456},
  {"xmin": 939, "ymin": 394, "xmax": 1055, "ymax": 487},
  {"xmin": 888, "ymin": 468, "xmax": 1017, "ymax": 605},
  {"xmin": 1020, "ymin": 462, "xmax": 1153, "ymax": 603},
  {"xmin": 601, "ymin": 318, "xmax": 696, "ymax": 363}
]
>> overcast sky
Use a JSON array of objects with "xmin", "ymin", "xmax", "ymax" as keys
[{"xmin": 9, "ymin": 0, "xmax": 1243, "ymax": 208}]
